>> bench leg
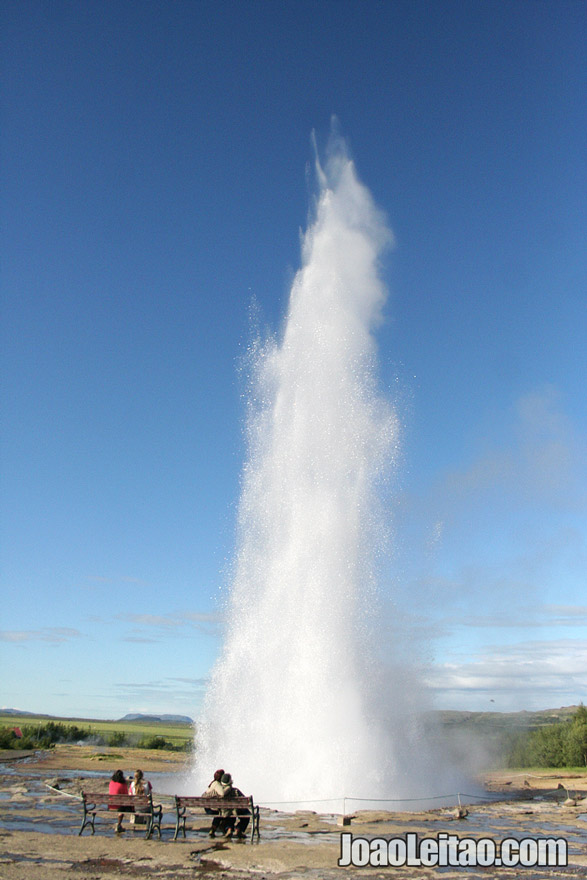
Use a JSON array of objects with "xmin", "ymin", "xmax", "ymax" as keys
[
  {"xmin": 173, "ymin": 819, "xmax": 186, "ymax": 840},
  {"xmin": 173, "ymin": 810, "xmax": 186, "ymax": 840},
  {"xmin": 147, "ymin": 807, "xmax": 162, "ymax": 840},
  {"xmin": 79, "ymin": 811, "xmax": 96, "ymax": 836}
]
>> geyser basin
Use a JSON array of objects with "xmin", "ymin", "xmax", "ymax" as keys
[{"xmin": 191, "ymin": 133, "xmax": 468, "ymax": 808}]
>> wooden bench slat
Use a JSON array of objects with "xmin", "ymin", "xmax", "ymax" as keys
[
  {"xmin": 79, "ymin": 790, "xmax": 162, "ymax": 839},
  {"xmin": 173, "ymin": 793, "xmax": 260, "ymax": 842},
  {"xmin": 83, "ymin": 793, "xmax": 150, "ymax": 806},
  {"xmin": 176, "ymin": 797, "xmax": 250, "ymax": 808}
]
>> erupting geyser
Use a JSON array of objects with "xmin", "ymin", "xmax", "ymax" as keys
[{"xmin": 192, "ymin": 135, "xmax": 454, "ymax": 810}]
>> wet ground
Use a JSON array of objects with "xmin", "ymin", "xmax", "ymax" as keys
[{"xmin": 1, "ymin": 747, "xmax": 587, "ymax": 878}]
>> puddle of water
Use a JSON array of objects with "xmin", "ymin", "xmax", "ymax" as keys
[
  {"xmin": 0, "ymin": 812, "xmax": 181, "ymax": 839},
  {"xmin": 1, "ymin": 766, "xmax": 108, "ymax": 781},
  {"xmin": 0, "ymin": 752, "xmax": 38, "ymax": 766},
  {"xmin": 37, "ymin": 800, "xmax": 80, "ymax": 813},
  {"xmin": 0, "ymin": 816, "xmax": 78, "ymax": 834},
  {"xmin": 1, "ymin": 800, "xmax": 77, "ymax": 814}
]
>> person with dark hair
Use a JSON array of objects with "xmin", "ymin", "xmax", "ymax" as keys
[
  {"xmin": 109, "ymin": 769, "xmax": 128, "ymax": 833},
  {"xmin": 210, "ymin": 769, "xmax": 224, "ymax": 785},
  {"xmin": 202, "ymin": 768, "xmax": 229, "ymax": 837}
]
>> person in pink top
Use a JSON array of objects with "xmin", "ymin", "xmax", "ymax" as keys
[{"xmin": 109, "ymin": 769, "xmax": 129, "ymax": 833}]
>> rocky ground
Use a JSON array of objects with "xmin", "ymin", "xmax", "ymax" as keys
[{"xmin": 1, "ymin": 746, "xmax": 586, "ymax": 878}]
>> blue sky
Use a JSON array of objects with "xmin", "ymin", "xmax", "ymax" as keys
[{"xmin": 1, "ymin": 0, "xmax": 585, "ymax": 720}]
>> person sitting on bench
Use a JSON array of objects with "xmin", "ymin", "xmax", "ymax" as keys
[
  {"xmin": 129, "ymin": 769, "xmax": 152, "ymax": 825},
  {"xmin": 202, "ymin": 769, "xmax": 225, "ymax": 837},
  {"xmin": 109, "ymin": 769, "xmax": 129, "ymax": 833},
  {"xmin": 218, "ymin": 773, "xmax": 250, "ymax": 840}
]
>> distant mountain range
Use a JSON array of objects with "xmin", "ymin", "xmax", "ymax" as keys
[
  {"xmin": 1, "ymin": 706, "xmax": 579, "ymax": 730},
  {"xmin": 0, "ymin": 709, "xmax": 193, "ymax": 724},
  {"xmin": 0, "ymin": 708, "xmax": 36, "ymax": 716}
]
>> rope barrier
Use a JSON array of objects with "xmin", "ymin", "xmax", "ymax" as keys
[
  {"xmin": 42, "ymin": 783, "xmax": 180, "ymax": 803},
  {"xmin": 44, "ymin": 782, "xmax": 571, "ymax": 810},
  {"xmin": 44, "ymin": 784, "xmax": 82, "ymax": 799},
  {"xmin": 344, "ymin": 793, "xmax": 481, "ymax": 803},
  {"xmin": 491, "ymin": 773, "xmax": 574, "ymax": 779},
  {"xmin": 259, "ymin": 791, "xmax": 506, "ymax": 807},
  {"xmin": 260, "ymin": 797, "xmax": 347, "ymax": 805}
]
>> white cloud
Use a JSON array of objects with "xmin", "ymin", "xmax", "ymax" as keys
[
  {"xmin": 427, "ymin": 637, "xmax": 587, "ymax": 710},
  {"xmin": 116, "ymin": 610, "xmax": 222, "ymax": 640},
  {"xmin": 112, "ymin": 677, "xmax": 209, "ymax": 711},
  {"xmin": 121, "ymin": 635, "xmax": 159, "ymax": 644},
  {"xmin": 547, "ymin": 604, "xmax": 587, "ymax": 622},
  {"xmin": 400, "ymin": 386, "xmax": 584, "ymax": 565},
  {"xmin": 182, "ymin": 612, "xmax": 221, "ymax": 624},
  {"xmin": 118, "ymin": 613, "xmax": 181, "ymax": 628},
  {"xmin": 448, "ymin": 385, "xmax": 581, "ymax": 506},
  {"xmin": 514, "ymin": 386, "xmax": 579, "ymax": 500},
  {"xmin": 457, "ymin": 603, "xmax": 587, "ymax": 630},
  {"xmin": 0, "ymin": 627, "xmax": 81, "ymax": 644},
  {"xmin": 80, "ymin": 575, "xmax": 150, "ymax": 594}
]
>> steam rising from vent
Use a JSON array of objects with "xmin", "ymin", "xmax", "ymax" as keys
[{"xmin": 190, "ymin": 134, "xmax": 461, "ymax": 809}]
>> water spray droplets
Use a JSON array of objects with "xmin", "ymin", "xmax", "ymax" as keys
[{"xmin": 191, "ymin": 141, "xmax": 458, "ymax": 807}]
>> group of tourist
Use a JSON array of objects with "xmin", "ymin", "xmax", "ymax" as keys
[
  {"xmin": 202, "ymin": 768, "xmax": 250, "ymax": 839},
  {"xmin": 108, "ymin": 766, "xmax": 249, "ymax": 838},
  {"xmin": 108, "ymin": 768, "xmax": 152, "ymax": 833}
]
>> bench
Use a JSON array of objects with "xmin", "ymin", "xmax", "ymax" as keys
[
  {"xmin": 79, "ymin": 791, "xmax": 163, "ymax": 839},
  {"xmin": 173, "ymin": 795, "xmax": 260, "ymax": 841}
]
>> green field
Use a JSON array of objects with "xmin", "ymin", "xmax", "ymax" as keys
[
  {"xmin": 0, "ymin": 712, "xmax": 194, "ymax": 750},
  {"xmin": 2, "ymin": 706, "xmax": 583, "ymax": 765}
]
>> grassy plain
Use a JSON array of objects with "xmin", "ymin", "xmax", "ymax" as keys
[{"xmin": 0, "ymin": 712, "xmax": 193, "ymax": 749}]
